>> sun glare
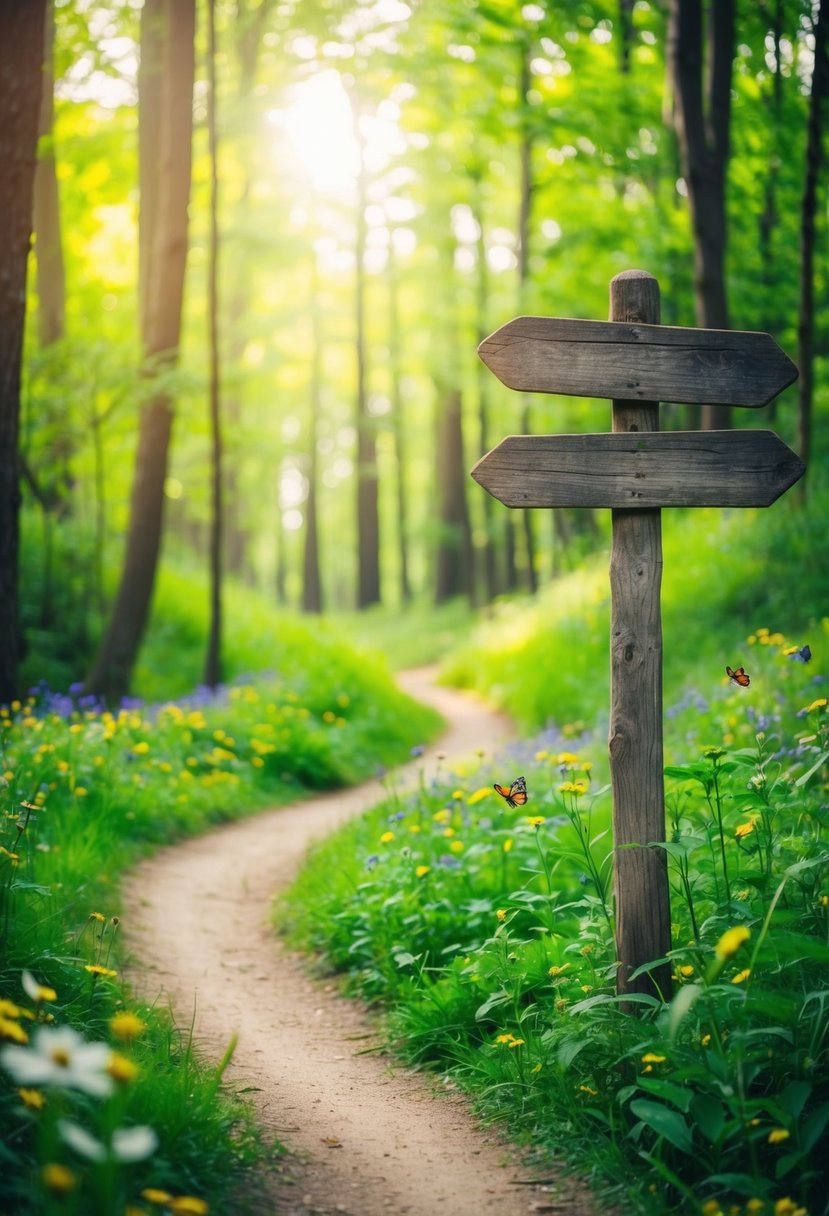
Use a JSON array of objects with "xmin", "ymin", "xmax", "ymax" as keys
[{"xmin": 271, "ymin": 69, "xmax": 407, "ymax": 197}]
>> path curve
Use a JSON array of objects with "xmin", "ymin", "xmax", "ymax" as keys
[{"xmin": 124, "ymin": 669, "xmax": 598, "ymax": 1216}]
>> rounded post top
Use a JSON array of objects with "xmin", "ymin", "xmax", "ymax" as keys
[{"xmin": 609, "ymin": 269, "xmax": 661, "ymax": 326}]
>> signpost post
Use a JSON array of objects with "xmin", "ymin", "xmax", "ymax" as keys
[{"xmin": 472, "ymin": 269, "xmax": 803, "ymax": 1002}]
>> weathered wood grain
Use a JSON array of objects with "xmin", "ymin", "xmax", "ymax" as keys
[
  {"xmin": 607, "ymin": 270, "xmax": 672, "ymax": 1003},
  {"xmin": 470, "ymin": 430, "xmax": 805, "ymax": 509},
  {"xmin": 478, "ymin": 314, "xmax": 798, "ymax": 408}
]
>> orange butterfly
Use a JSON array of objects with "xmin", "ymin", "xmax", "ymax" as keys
[
  {"xmin": 726, "ymin": 665, "xmax": 750, "ymax": 687},
  {"xmin": 494, "ymin": 775, "xmax": 528, "ymax": 807}
]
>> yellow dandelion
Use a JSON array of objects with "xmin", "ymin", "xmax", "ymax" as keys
[
  {"xmin": 18, "ymin": 1087, "xmax": 45, "ymax": 1109},
  {"xmin": 141, "ymin": 1189, "xmax": 174, "ymax": 1205},
  {"xmin": 107, "ymin": 1053, "xmax": 140, "ymax": 1083},
  {"xmin": 768, "ymin": 1127, "xmax": 790, "ymax": 1144},
  {"xmin": 803, "ymin": 698, "xmax": 828, "ymax": 714},
  {"xmin": 379, "ymin": 831, "xmax": 395, "ymax": 844},
  {"xmin": 715, "ymin": 925, "xmax": 750, "ymax": 960},
  {"xmin": 0, "ymin": 1017, "xmax": 29, "ymax": 1044},
  {"xmin": 503, "ymin": 837, "xmax": 513, "ymax": 853},
  {"xmin": 732, "ymin": 968, "xmax": 751, "ymax": 984},
  {"xmin": 169, "ymin": 1198, "xmax": 210, "ymax": 1215},
  {"xmin": 466, "ymin": 786, "xmax": 491, "ymax": 804},
  {"xmin": 84, "ymin": 964, "xmax": 117, "ymax": 978},
  {"xmin": 526, "ymin": 816, "xmax": 545, "ymax": 828},
  {"xmin": 415, "ymin": 865, "xmax": 430, "ymax": 878},
  {"xmin": 42, "ymin": 1164, "xmax": 76, "ymax": 1194},
  {"xmin": 735, "ymin": 821, "xmax": 755, "ymax": 839},
  {"xmin": 496, "ymin": 908, "xmax": 507, "ymax": 922}
]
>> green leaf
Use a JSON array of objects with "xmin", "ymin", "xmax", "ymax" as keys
[
  {"xmin": 801, "ymin": 1100, "xmax": 829, "ymax": 1152},
  {"xmin": 666, "ymin": 981, "xmax": 703, "ymax": 1042},
  {"xmin": 637, "ymin": 1077, "xmax": 693, "ymax": 1114},
  {"xmin": 690, "ymin": 1093, "xmax": 726, "ymax": 1144},
  {"xmin": 629, "ymin": 1099, "xmax": 694, "ymax": 1154},
  {"xmin": 474, "ymin": 990, "xmax": 511, "ymax": 1021},
  {"xmin": 777, "ymin": 1081, "xmax": 812, "ymax": 1119}
]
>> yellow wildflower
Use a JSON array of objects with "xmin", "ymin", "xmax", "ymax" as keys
[
  {"xmin": 379, "ymin": 831, "xmax": 394, "ymax": 844},
  {"xmin": 18, "ymin": 1088, "xmax": 45, "ymax": 1109},
  {"xmin": 715, "ymin": 925, "xmax": 750, "ymax": 960},
  {"xmin": 768, "ymin": 1127, "xmax": 790, "ymax": 1144},
  {"xmin": 42, "ymin": 1164, "xmax": 76, "ymax": 1194},
  {"xmin": 415, "ymin": 865, "xmax": 430, "ymax": 878},
  {"xmin": 732, "ymin": 969, "xmax": 751, "ymax": 984}
]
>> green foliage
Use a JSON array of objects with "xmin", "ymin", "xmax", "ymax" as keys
[
  {"xmin": 281, "ymin": 665, "xmax": 829, "ymax": 1214},
  {"xmin": 0, "ymin": 636, "xmax": 440, "ymax": 1213}
]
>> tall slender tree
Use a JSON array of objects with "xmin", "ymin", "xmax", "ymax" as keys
[
  {"xmin": 0, "ymin": 0, "xmax": 46, "ymax": 702},
  {"xmin": 354, "ymin": 114, "xmax": 381, "ymax": 608},
  {"xmin": 668, "ymin": 0, "xmax": 736, "ymax": 430},
  {"xmin": 203, "ymin": 0, "xmax": 223, "ymax": 686},
  {"xmin": 86, "ymin": 0, "xmax": 196, "ymax": 699},
  {"xmin": 796, "ymin": 0, "xmax": 829, "ymax": 479},
  {"xmin": 303, "ymin": 251, "xmax": 323, "ymax": 613}
]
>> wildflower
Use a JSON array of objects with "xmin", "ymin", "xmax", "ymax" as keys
[
  {"xmin": 774, "ymin": 1200, "xmax": 808, "ymax": 1216},
  {"xmin": 526, "ymin": 816, "xmax": 545, "ymax": 828},
  {"xmin": 0, "ymin": 1025, "xmax": 114, "ymax": 1097},
  {"xmin": 169, "ymin": 1198, "xmax": 210, "ymax": 1215},
  {"xmin": 142, "ymin": 1190, "xmax": 175, "ymax": 1205},
  {"xmin": 84, "ymin": 964, "xmax": 117, "ymax": 979},
  {"xmin": 0, "ymin": 999, "xmax": 22, "ymax": 1019},
  {"xmin": 579, "ymin": 1084, "xmax": 598, "ymax": 1096},
  {"xmin": 547, "ymin": 964, "xmax": 570, "ymax": 977},
  {"xmin": 679, "ymin": 965, "xmax": 694, "ymax": 978},
  {"xmin": 641, "ymin": 1052, "xmax": 666, "ymax": 1064},
  {"xmin": 768, "ymin": 1127, "xmax": 790, "ymax": 1144},
  {"xmin": 379, "ymin": 831, "xmax": 395, "ymax": 844},
  {"xmin": 557, "ymin": 752, "xmax": 579, "ymax": 766},
  {"xmin": 59, "ymin": 1117, "xmax": 158, "ymax": 1163},
  {"xmin": 432, "ymin": 809, "xmax": 451, "ymax": 824},
  {"xmin": 0, "ymin": 1018, "xmax": 29, "ymax": 1044},
  {"xmin": 89, "ymin": 912, "xmax": 106, "ymax": 923},
  {"xmin": 466, "ymin": 786, "xmax": 491, "ymax": 804},
  {"xmin": 107, "ymin": 1053, "xmax": 140, "ymax": 1083},
  {"xmin": 22, "ymin": 971, "xmax": 57, "ymax": 1005},
  {"xmin": 496, "ymin": 908, "xmax": 507, "ymax": 922},
  {"xmin": 495, "ymin": 1033, "xmax": 524, "ymax": 1048},
  {"xmin": 42, "ymin": 1163, "xmax": 76, "ymax": 1194},
  {"xmin": 18, "ymin": 1087, "xmax": 45, "ymax": 1109},
  {"xmin": 735, "ymin": 821, "xmax": 755, "ymax": 839},
  {"xmin": 104, "ymin": 995, "xmax": 137, "ymax": 1033},
  {"xmin": 715, "ymin": 925, "xmax": 750, "ymax": 960},
  {"xmin": 701, "ymin": 1203, "xmax": 722, "ymax": 1216},
  {"xmin": 503, "ymin": 837, "xmax": 513, "ymax": 853},
  {"xmin": 415, "ymin": 865, "xmax": 430, "ymax": 878},
  {"xmin": 702, "ymin": 746, "xmax": 726, "ymax": 760},
  {"xmin": 732, "ymin": 969, "xmax": 751, "ymax": 984},
  {"xmin": 803, "ymin": 698, "xmax": 827, "ymax": 714},
  {"xmin": 745, "ymin": 1202, "xmax": 765, "ymax": 1214}
]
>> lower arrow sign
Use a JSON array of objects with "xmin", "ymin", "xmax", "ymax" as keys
[{"xmin": 471, "ymin": 430, "xmax": 804, "ymax": 509}]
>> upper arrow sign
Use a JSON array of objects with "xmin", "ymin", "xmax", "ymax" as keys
[
  {"xmin": 471, "ymin": 430, "xmax": 805, "ymax": 509},
  {"xmin": 478, "ymin": 317, "xmax": 798, "ymax": 408}
]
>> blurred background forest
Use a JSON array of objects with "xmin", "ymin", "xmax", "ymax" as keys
[{"xmin": 5, "ymin": 0, "xmax": 829, "ymax": 703}]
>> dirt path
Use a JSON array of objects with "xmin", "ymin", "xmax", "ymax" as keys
[{"xmin": 123, "ymin": 670, "xmax": 599, "ymax": 1216}]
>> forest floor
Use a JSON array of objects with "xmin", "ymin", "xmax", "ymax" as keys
[{"xmin": 123, "ymin": 669, "xmax": 605, "ymax": 1216}]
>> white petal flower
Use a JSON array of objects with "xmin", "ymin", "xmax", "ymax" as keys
[
  {"xmin": 111, "ymin": 1124, "xmax": 158, "ymax": 1162},
  {"xmin": 0, "ymin": 1025, "xmax": 113, "ymax": 1097},
  {"xmin": 58, "ymin": 1118, "xmax": 107, "ymax": 1162}
]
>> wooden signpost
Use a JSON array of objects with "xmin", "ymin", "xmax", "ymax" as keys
[{"xmin": 472, "ymin": 270, "xmax": 804, "ymax": 1002}]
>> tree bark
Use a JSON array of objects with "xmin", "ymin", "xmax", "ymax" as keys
[
  {"xmin": 434, "ymin": 385, "xmax": 473, "ymax": 604},
  {"xmin": 796, "ymin": 0, "xmax": 829, "ymax": 480},
  {"xmin": 668, "ymin": 0, "xmax": 735, "ymax": 430},
  {"xmin": 387, "ymin": 244, "xmax": 411, "ymax": 605},
  {"xmin": 85, "ymin": 0, "xmax": 195, "ymax": 700},
  {"xmin": 303, "ymin": 256, "xmax": 323, "ymax": 614},
  {"xmin": 33, "ymin": 0, "xmax": 64, "ymax": 349},
  {"xmin": 354, "ymin": 121, "xmax": 381, "ymax": 608},
  {"xmin": 203, "ymin": 0, "xmax": 223, "ymax": 687},
  {"xmin": 0, "ymin": 0, "xmax": 46, "ymax": 702}
]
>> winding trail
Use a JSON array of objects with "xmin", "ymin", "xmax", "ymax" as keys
[{"xmin": 123, "ymin": 669, "xmax": 600, "ymax": 1216}]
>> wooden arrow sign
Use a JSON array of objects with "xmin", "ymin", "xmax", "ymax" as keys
[
  {"xmin": 471, "ymin": 430, "xmax": 805, "ymax": 509},
  {"xmin": 478, "ymin": 317, "xmax": 798, "ymax": 408}
]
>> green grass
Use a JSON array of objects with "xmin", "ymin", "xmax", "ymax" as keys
[
  {"xmin": 0, "ymin": 619, "xmax": 442, "ymax": 1215},
  {"xmin": 279, "ymin": 468, "xmax": 829, "ymax": 1216}
]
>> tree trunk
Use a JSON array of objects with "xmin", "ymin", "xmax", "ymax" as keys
[
  {"xmin": 518, "ymin": 44, "xmax": 537, "ymax": 592},
  {"xmin": 0, "ymin": 0, "xmax": 46, "ymax": 702},
  {"xmin": 434, "ymin": 386, "xmax": 473, "ymax": 604},
  {"xmin": 472, "ymin": 185, "xmax": 498, "ymax": 603},
  {"xmin": 387, "ymin": 244, "xmax": 411, "ymax": 604},
  {"xmin": 668, "ymin": 0, "xmax": 735, "ymax": 430},
  {"xmin": 303, "ymin": 257, "xmax": 323, "ymax": 614},
  {"xmin": 796, "ymin": 0, "xmax": 828, "ymax": 480},
  {"xmin": 33, "ymin": 0, "xmax": 64, "ymax": 348},
  {"xmin": 85, "ymin": 0, "xmax": 195, "ymax": 700},
  {"xmin": 354, "ymin": 127, "xmax": 380, "ymax": 608},
  {"xmin": 203, "ymin": 0, "xmax": 223, "ymax": 687}
]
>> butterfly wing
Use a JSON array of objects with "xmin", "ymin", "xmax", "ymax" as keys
[
  {"xmin": 494, "ymin": 776, "xmax": 528, "ymax": 808},
  {"xmin": 726, "ymin": 665, "xmax": 750, "ymax": 687}
]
